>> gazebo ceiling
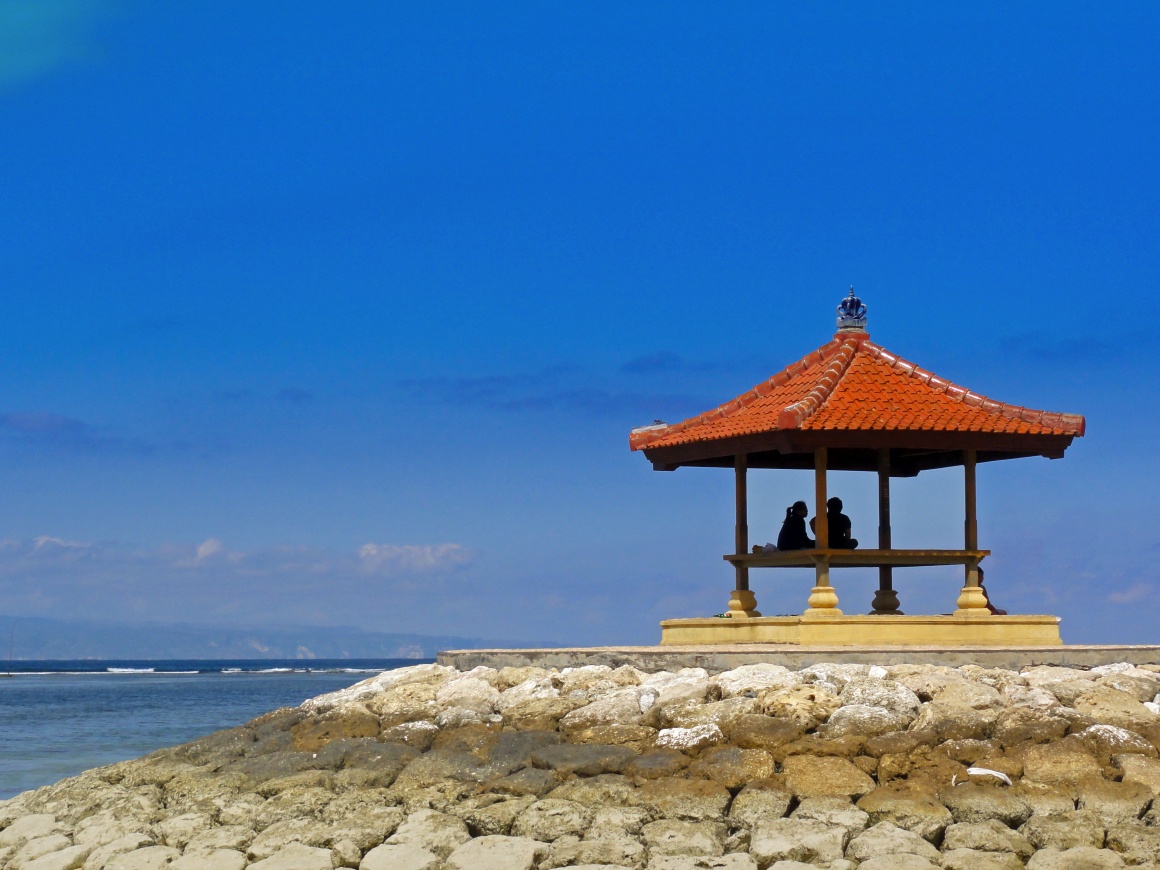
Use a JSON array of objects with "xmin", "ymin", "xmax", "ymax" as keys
[{"xmin": 630, "ymin": 291, "xmax": 1085, "ymax": 475}]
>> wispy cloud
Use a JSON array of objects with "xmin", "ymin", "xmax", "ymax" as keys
[
  {"xmin": 400, "ymin": 366, "xmax": 709, "ymax": 422},
  {"xmin": 0, "ymin": 0, "xmax": 111, "ymax": 89},
  {"xmin": 1108, "ymin": 582, "xmax": 1151, "ymax": 604},
  {"xmin": 0, "ymin": 410, "xmax": 175, "ymax": 456},
  {"xmin": 0, "ymin": 535, "xmax": 478, "ymax": 628}
]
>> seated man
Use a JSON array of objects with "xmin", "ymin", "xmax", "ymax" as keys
[
  {"xmin": 810, "ymin": 497, "xmax": 859, "ymax": 549},
  {"xmin": 978, "ymin": 568, "xmax": 1007, "ymax": 615}
]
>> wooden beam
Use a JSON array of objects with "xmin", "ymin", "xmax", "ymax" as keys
[
  {"xmin": 964, "ymin": 447, "xmax": 978, "ymax": 584},
  {"xmin": 734, "ymin": 454, "xmax": 749, "ymax": 592},
  {"xmin": 814, "ymin": 447, "xmax": 828, "ymax": 550},
  {"xmin": 877, "ymin": 448, "xmax": 893, "ymax": 591}
]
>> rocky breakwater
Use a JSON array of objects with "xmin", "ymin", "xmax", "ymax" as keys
[{"xmin": 6, "ymin": 662, "xmax": 1160, "ymax": 870}]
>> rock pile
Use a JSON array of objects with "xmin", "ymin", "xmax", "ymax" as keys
[{"xmin": 5, "ymin": 660, "xmax": 1160, "ymax": 869}]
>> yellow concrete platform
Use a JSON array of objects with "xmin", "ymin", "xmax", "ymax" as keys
[{"xmin": 659, "ymin": 613, "xmax": 1062, "ymax": 646}]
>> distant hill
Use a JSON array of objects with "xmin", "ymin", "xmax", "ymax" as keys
[{"xmin": 0, "ymin": 615, "xmax": 549, "ymax": 660}]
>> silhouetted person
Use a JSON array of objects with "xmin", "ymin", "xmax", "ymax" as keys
[
  {"xmin": 979, "ymin": 568, "xmax": 1007, "ymax": 615},
  {"xmin": 810, "ymin": 496, "xmax": 859, "ymax": 549},
  {"xmin": 776, "ymin": 501, "xmax": 815, "ymax": 551}
]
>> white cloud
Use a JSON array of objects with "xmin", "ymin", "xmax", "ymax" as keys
[
  {"xmin": 1108, "ymin": 583, "xmax": 1151, "ymax": 604},
  {"xmin": 357, "ymin": 543, "xmax": 473, "ymax": 575}
]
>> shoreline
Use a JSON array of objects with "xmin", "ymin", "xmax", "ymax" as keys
[{"xmin": 4, "ymin": 658, "xmax": 1160, "ymax": 868}]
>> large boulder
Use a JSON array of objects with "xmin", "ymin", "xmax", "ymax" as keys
[
  {"xmin": 844, "ymin": 821, "xmax": 941, "ymax": 863},
  {"xmin": 712, "ymin": 664, "xmax": 799, "ymax": 698},
  {"xmin": 757, "ymin": 685, "xmax": 841, "ymax": 729},
  {"xmin": 510, "ymin": 799, "xmax": 593, "ymax": 841},
  {"xmin": 780, "ymin": 756, "xmax": 875, "ymax": 800},
  {"xmin": 855, "ymin": 785, "xmax": 952, "ymax": 842},
  {"xmin": 748, "ymin": 817, "xmax": 847, "ymax": 866}
]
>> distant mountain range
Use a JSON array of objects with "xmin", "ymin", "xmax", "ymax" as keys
[{"xmin": 0, "ymin": 615, "xmax": 548, "ymax": 660}]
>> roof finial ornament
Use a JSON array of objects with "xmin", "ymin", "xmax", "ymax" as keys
[{"xmin": 836, "ymin": 286, "xmax": 867, "ymax": 332}]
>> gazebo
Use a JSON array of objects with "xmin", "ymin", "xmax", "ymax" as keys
[{"xmin": 629, "ymin": 290, "xmax": 1085, "ymax": 646}]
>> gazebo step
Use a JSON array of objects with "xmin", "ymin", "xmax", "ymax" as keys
[{"xmin": 660, "ymin": 614, "xmax": 1062, "ymax": 646}]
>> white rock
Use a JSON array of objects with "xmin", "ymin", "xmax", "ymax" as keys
[
  {"xmin": 749, "ymin": 818, "xmax": 847, "ymax": 866},
  {"xmin": 82, "ymin": 834, "xmax": 155, "ymax": 870},
  {"xmin": 359, "ymin": 842, "xmax": 441, "ymax": 870},
  {"xmin": 655, "ymin": 724, "xmax": 724, "ymax": 753},
  {"xmin": 868, "ymin": 665, "xmax": 888, "ymax": 679},
  {"xmin": 643, "ymin": 669, "xmax": 714, "ymax": 706},
  {"xmin": 647, "ymin": 855, "xmax": 758, "ymax": 869},
  {"xmin": 12, "ymin": 833, "xmax": 73, "ymax": 866},
  {"xmin": 496, "ymin": 677, "xmax": 560, "ymax": 710},
  {"xmin": 385, "ymin": 809, "xmax": 470, "ymax": 858},
  {"xmin": 712, "ymin": 664, "xmax": 799, "ymax": 698},
  {"xmin": 445, "ymin": 835, "xmax": 548, "ymax": 870},
  {"xmin": 105, "ymin": 846, "xmax": 181, "ymax": 870},
  {"xmin": 304, "ymin": 663, "xmax": 453, "ymax": 711},
  {"xmin": 823, "ymin": 705, "xmax": 905, "ymax": 738},
  {"xmin": 1090, "ymin": 663, "xmax": 1135, "ymax": 676},
  {"xmin": 845, "ymin": 822, "xmax": 941, "ymax": 862},
  {"xmin": 436, "ymin": 676, "xmax": 500, "ymax": 714},
  {"xmin": 0, "ymin": 815, "xmax": 60, "ymax": 849},
  {"xmin": 839, "ymin": 678, "xmax": 922, "ymax": 718},
  {"xmin": 168, "ymin": 851, "xmax": 247, "ymax": 870},
  {"xmin": 801, "ymin": 663, "xmax": 871, "ymax": 688},
  {"xmin": 1025, "ymin": 846, "xmax": 1126, "ymax": 869},
  {"xmin": 246, "ymin": 844, "xmax": 333, "ymax": 870},
  {"xmin": 22, "ymin": 845, "xmax": 92, "ymax": 870}
]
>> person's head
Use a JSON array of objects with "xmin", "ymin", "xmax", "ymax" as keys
[
  {"xmin": 792, "ymin": 500, "xmax": 808, "ymax": 518},
  {"xmin": 827, "ymin": 497, "xmax": 843, "ymax": 513}
]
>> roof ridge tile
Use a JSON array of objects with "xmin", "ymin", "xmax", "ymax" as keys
[{"xmin": 775, "ymin": 339, "xmax": 859, "ymax": 428}]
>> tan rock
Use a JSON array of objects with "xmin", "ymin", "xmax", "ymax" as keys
[
  {"xmin": 908, "ymin": 701, "xmax": 997, "ymax": 741},
  {"xmin": 790, "ymin": 797, "xmax": 869, "ymax": 835},
  {"xmin": 624, "ymin": 750, "xmax": 691, "ymax": 781},
  {"xmin": 81, "ymin": 833, "xmax": 155, "ymax": 870},
  {"xmin": 748, "ymin": 817, "xmax": 847, "ymax": 866},
  {"xmin": 22, "ymin": 845, "xmax": 93, "ymax": 870},
  {"xmin": 757, "ymin": 684, "xmax": 841, "ymax": 729},
  {"xmin": 0, "ymin": 815, "xmax": 61, "ymax": 849},
  {"xmin": 687, "ymin": 748, "xmax": 774, "ymax": 788},
  {"xmin": 943, "ymin": 819, "xmax": 1034, "ymax": 859},
  {"xmin": 640, "ymin": 820, "xmax": 725, "ymax": 858},
  {"xmin": 542, "ymin": 835, "xmax": 646, "ymax": 869},
  {"xmin": 655, "ymin": 725, "xmax": 724, "ymax": 754},
  {"xmin": 384, "ymin": 809, "xmax": 470, "ymax": 858},
  {"xmin": 939, "ymin": 849, "xmax": 1023, "ymax": 870},
  {"xmin": 168, "ymin": 851, "xmax": 247, "ymax": 870},
  {"xmin": 1076, "ymin": 777, "xmax": 1152, "ymax": 825},
  {"xmin": 247, "ymin": 844, "xmax": 332, "ymax": 870},
  {"xmin": 726, "ymin": 781, "xmax": 792, "ymax": 830},
  {"xmin": 104, "ymin": 846, "xmax": 182, "ymax": 869},
  {"xmin": 1019, "ymin": 809, "xmax": 1106, "ymax": 851},
  {"xmin": 502, "ymin": 696, "xmax": 586, "ymax": 731},
  {"xmin": 451, "ymin": 795, "xmax": 535, "ymax": 836},
  {"xmin": 660, "ymin": 699, "xmax": 759, "ymax": 732},
  {"xmin": 712, "ymin": 664, "xmax": 800, "ymax": 698},
  {"xmin": 940, "ymin": 783, "xmax": 1031, "ymax": 827},
  {"xmin": 855, "ymin": 785, "xmax": 951, "ymax": 842},
  {"xmin": 445, "ymin": 835, "xmax": 548, "ymax": 870},
  {"xmin": 1024, "ymin": 845, "xmax": 1126, "ymax": 869},
  {"xmin": 511, "ymin": 799, "xmax": 593, "ymax": 841},
  {"xmin": 629, "ymin": 779, "xmax": 731, "ymax": 822},
  {"xmin": 781, "ymin": 755, "xmax": 875, "ymax": 800},
  {"xmin": 1117, "ymin": 753, "xmax": 1160, "ymax": 796},
  {"xmin": 993, "ymin": 706, "xmax": 1071, "ymax": 747},
  {"xmin": 495, "ymin": 666, "xmax": 550, "ymax": 690},
  {"xmin": 547, "ymin": 774, "xmax": 636, "ymax": 808},
  {"xmin": 725, "ymin": 715, "xmax": 805, "ymax": 752},
  {"xmin": 1075, "ymin": 686, "xmax": 1160, "ymax": 733},
  {"xmin": 1105, "ymin": 823, "xmax": 1160, "ymax": 866},
  {"xmin": 844, "ymin": 821, "xmax": 940, "ymax": 863},
  {"xmin": 1021, "ymin": 735, "xmax": 1104, "ymax": 783},
  {"xmin": 359, "ymin": 842, "xmax": 440, "ymax": 870}
]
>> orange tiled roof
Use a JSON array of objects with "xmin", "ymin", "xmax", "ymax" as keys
[{"xmin": 629, "ymin": 332, "xmax": 1086, "ymax": 452}]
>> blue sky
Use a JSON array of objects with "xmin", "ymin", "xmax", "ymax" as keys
[{"xmin": 0, "ymin": 1, "xmax": 1157, "ymax": 645}]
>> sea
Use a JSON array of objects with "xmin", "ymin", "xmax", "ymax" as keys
[{"xmin": 0, "ymin": 658, "xmax": 427, "ymax": 801}]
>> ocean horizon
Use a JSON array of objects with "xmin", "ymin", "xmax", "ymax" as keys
[{"xmin": 0, "ymin": 658, "xmax": 424, "ymax": 800}]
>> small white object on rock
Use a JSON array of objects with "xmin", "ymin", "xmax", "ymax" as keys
[{"xmin": 952, "ymin": 768, "xmax": 1013, "ymax": 787}]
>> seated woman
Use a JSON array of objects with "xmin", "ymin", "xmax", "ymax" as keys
[
  {"xmin": 810, "ymin": 497, "xmax": 859, "ymax": 549},
  {"xmin": 776, "ymin": 501, "xmax": 815, "ymax": 551}
]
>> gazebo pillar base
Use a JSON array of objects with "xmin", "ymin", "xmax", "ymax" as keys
[
  {"xmin": 954, "ymin": 584, "xmax": 991, "ymax": 617},
  {"xmin": 870, "ymin": 587, "xmax": 903, "ymax": 615},
  {"xmin": 726, "ymin": 589, "xmax": 761, "ymax": 618},
  {"xmin": 659, "ymin": 613, "xmax": 1062, "ymax": 646}
]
